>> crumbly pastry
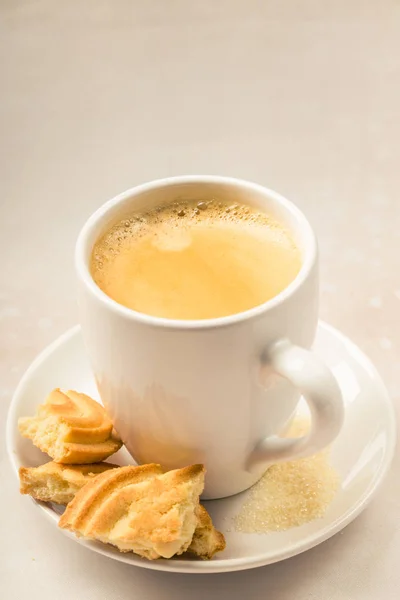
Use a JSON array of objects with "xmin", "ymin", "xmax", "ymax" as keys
[
  {"xmin": 18, "ymin": 389, "xmax": 122, "ymax": 464},
  {"xmin": 59, "ymin": 463, "xmax": 213, "ymax": 560},
  {"xmin": 19, "ymin": 461, "xmax": 119, "ymax": 505},
  {"xmin": 20, "ymin": 459, "xmax": 225, "ymax": 559},
  {"xmin": 188, "ymin": 504, "xmax": 226, "ymax": 559}
]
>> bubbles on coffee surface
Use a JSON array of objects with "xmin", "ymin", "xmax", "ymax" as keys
[{"xmin": 91, "ymin": 196, "xmax": 297, "ymax": 280}]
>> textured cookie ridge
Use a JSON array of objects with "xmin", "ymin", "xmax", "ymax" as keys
[
  {"xmin": 59, "ymin": 464, "xmax": 212, "ymax": 560},
  {"xmin": 18, "ymin": 389, "xmax": 122, "ymax": 463}
]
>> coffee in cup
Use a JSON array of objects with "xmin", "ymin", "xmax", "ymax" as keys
[
  {"xmin": 91, "ymin": 198, "xmax": 301, "ymax": 320},
  {"xmin": 77, "ymin": 176, "xmax": 343, "ymax": 499}
]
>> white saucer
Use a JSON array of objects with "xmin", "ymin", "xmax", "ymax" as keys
[{"xmin": 6, "ymin": 321, "xmax": 396, "ymax": 574}]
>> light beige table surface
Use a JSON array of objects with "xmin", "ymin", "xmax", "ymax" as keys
[{"xmin": 1, "ymin": 2, "xmax": 399, "ymax": 598}]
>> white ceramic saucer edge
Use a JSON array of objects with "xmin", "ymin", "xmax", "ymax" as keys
[{"xmin": 6, "ymin": 321, "xmax": 397, "ymax": 574}]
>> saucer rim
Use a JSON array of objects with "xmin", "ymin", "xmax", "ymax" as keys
[{"xmin": 6, "ymin": 321, "xmax": 397, "ymax": 574}]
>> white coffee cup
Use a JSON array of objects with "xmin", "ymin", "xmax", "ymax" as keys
[{"xmin": 76, "ymin": 176, "xmax": 343, "ymax": 499}]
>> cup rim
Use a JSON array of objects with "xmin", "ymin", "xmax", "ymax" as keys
[{"xmin": 75, "ymin": 175, "xmax": 317, "ymax": 330}]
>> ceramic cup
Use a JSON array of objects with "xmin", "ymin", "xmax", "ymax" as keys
[{"xmin": 76, "ymin": 176, "xmax": 344, "ymax": 499}]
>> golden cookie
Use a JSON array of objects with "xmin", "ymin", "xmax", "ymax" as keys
[
  {"xmin": 188, "ymin": 504, "xmax": 226, "ymax": 559},
  {"xmin": 59, "ymin": 464, "xmax": 206, "ymax": 560},
  {"xmin": 19, "ymin": 461, "xmax": 119, "ymax": 505},
  {"xmin": 18, "ymin": 389, "xmax": 122, "ymax": 463}
]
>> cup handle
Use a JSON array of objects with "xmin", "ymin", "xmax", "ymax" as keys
[{"xmin": 247, "ymin": 339, "xmax": 344, "ymax": 473}]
